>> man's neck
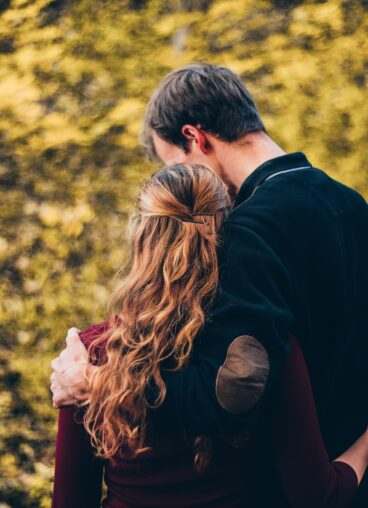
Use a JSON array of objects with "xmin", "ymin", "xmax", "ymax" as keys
[{"xmin": 212, "ymin": 132, "xmax": 286, "ymax": 194}]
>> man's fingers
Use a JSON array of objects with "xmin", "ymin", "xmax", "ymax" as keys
[
  {"xmin": 68, "ymin": 326, "xmax": 81, "ymax": 335},
  {"xmin": 52, "ymin": 391, "xmax": 78, "ymax": 408},
  {"xmin": 50, "ymin": 357, "xmax": 63, "ymax": 373},
  {"xmin": 49, "ymin": 326, "xmax": 87, "ymax": 410},
  {"xmin": 59, "ymin": 348, "xmax": 70, "ymax": 361},
  {"xmin": 52, "ymin": 381, "xmax": 79, "ymax": 407},
  {"xmin": 65, "ymin": 327, "xmax": 81, "ymax": 347},
  {"xmin": 51, "ymin": 382, "xmax": 63, "ymax": 394}
]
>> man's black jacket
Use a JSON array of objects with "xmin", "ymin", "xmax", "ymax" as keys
[{"xmin": 154, "ymin": 152, "xmax": 368, "ymax": 506}]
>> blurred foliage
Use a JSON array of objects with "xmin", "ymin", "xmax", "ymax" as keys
[{"xmin": 0, "ymin": 0, "xmax": 367, "ymax": 506}]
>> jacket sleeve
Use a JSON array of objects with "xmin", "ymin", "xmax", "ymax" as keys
[
  {"xmin": 154, "ymin": 218, "xmax": 295, "ymax": 435},
  {"xmin": 273, "ymin": 335, "xmax": 358, "ymax": 508},
  {"xmin": 52, "ymin": 406, "xmax": 104, "ymax": 508}
]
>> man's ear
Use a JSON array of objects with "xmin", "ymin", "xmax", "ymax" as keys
[{"xmin": 181, "ymin": 124, "xmax": 210, "ymax": 154}]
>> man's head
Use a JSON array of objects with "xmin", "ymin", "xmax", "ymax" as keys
[{"xmin": 141, "ymin": 63, "xmax": 266, "ymax": 174}]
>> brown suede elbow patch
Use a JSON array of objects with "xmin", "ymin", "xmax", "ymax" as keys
[{"xmin": 215, "ymin": 335, "xmax": 270, "ymax": 414}]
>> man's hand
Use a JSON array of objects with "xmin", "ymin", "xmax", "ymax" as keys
[{"xmin": 50, "ymin": 327, "xmax": 93, "ymax": 408}]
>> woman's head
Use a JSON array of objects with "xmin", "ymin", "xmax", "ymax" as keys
[
  {"xmin": 130, "ymin": 163, "xmax": 231, "ymax": 291},
  {"xmin": 139, "ymin": 162, "xmax": 229, "ymax": 225},
  {"xmin": 81, "ymin": 163, "xmax": 231, "ymax": 463}
]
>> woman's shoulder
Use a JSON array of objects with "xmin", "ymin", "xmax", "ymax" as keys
[
  {"xmin": 79, "ymin": 320, "xmax": 110, "ymax": 348},
  {"xmin": 79, "ymin": 317, "xmax": 122, "ymax": 364},
  {"xmin": 79, "ymin": 321, "xmax": 112, "ymax": 367}
]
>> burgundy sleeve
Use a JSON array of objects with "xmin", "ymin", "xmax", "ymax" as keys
[
  {"xmin": 273, "ymin": 335, "xmax": 358, "ymax": 508},
  {"xmin": 52, "ymin": 322, "xmax": 109, "ymax": 508},
  {"xmin": 51, "ymin": 406, "xmax": 104, "ymax": 508}
]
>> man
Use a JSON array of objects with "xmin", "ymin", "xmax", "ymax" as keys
[{"xmin": 50, "ymin": 64, "xmax": 368, "ymax": 506}]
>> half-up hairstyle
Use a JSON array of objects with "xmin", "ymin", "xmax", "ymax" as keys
[{"xmin": 79, "ymin": 163, "xmax": 231, "ymax": 466}]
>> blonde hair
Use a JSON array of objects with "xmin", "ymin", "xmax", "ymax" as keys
[{"xmin": 79, "ymin": 163, "xmax": 231, "ymax": 468}]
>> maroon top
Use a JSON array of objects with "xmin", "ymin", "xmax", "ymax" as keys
[{"xmin": 52, "ymin": 323, "xmax": 358, "ymax": 508}]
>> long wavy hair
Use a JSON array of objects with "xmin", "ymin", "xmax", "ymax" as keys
[{"xmin": 79, "ymin": 163, "xmax": 231, "ymax": 468}]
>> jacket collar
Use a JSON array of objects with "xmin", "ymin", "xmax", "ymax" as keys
[{"xmin": 233, "ymin": 152, "xmax": 313, "ymax": 207}]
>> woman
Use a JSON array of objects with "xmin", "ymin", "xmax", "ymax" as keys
[{"xmin": 52, "ymin": 164, "xmax": 367, "ymax": 508}]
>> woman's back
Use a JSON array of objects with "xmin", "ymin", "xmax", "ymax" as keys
[
  {"xmin": 52, "ymin": 321, "xmax": 358, "ymax": 508},
  {"xmin": 83, "ymin": 322, "xmax": 252, "ymax": 508}
]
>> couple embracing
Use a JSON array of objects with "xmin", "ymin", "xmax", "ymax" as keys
[{"xmin": 50, "ymin": 64, "xmax": 368, "ymax": 507}]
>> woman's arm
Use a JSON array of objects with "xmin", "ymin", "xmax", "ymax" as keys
[
  {"xmin": 52, "ymin": 405, "xmax": 104, "ymax": 508},
  {"xmin": 335, "ymin": 432, "xmax": 368, "ymax": 484},
  {"xmin": 273, "ymin": 334, "xmax": 363, "ymax": 508},
  {"xmin": 52, "ymin": 323, "xmax": 110, "ymax": 508}
]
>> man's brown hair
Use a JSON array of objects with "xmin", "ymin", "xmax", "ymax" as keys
[{"xmin": 141, "ymin": 63, "xmax": 266, "ymax": 160}]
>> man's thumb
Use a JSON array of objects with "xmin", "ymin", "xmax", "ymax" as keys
[{"xmin": 66, "ymin": 327, "xmax": 82, "ymax": 347}]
